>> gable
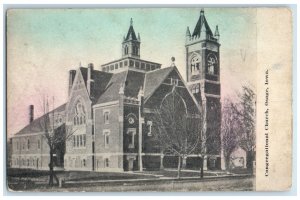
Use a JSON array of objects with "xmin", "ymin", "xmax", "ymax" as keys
[
  {"xmin": 144, "ymin": 68, "xmax": 200, "ymax": 114},
  {"xmin": 144, "ymin": 67, "xmax": 174, "ymax": 100},
  {"xmin": 66, "ymin": 68, "xmax": 92, "ymax": 122}
]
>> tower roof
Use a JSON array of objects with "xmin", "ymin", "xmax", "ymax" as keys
[
  {"xmin": 125, "ymin": 18, "xmax": 138, "ymax": 41},
  {"xmin": 192, "ymin": 9, "xmax": 213, "ymax": 37}
]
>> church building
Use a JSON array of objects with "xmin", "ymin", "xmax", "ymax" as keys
[{"xmin": 10, "ymin": 9, "xmax": 222, "ymax": 172}]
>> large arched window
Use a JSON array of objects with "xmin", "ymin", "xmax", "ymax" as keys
[
  {"xmin": 73, "ymin": 100, "xmax": 86, "ymax": 126},
  {"xmin": 190, "ymin": 55, "xmax": 201, "ymax": 75},
  {"xmin": 207, "ymin": 54, "xmax": 217, "ymax": 75}
]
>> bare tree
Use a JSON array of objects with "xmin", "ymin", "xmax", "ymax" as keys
[
  {"xmin": 40, "ymin": 97, "xmax": 76, "ymax": 186},
  {"xmin": 221, "ymin": 98, "xmax": 241, "ymax": 171},
  {"xmin": 223, "ymin": 86, "xmax": 256, "ymax": 173},
  {"xmin": 152, "ymin": 86, "xmax": 202, "ymax": 178},
  {"xmin": 239, "ymin": 86, "xmax": 256, "ymax": 173}
]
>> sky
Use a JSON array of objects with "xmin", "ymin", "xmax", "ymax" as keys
[{"xmin": 7, "ymin": 8, "xmax": 257, "ymax": 137}]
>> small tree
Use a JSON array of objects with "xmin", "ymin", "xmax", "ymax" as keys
[
  {"xmin": 40, "ymin": 97, "xmax": 76, "ymax": 186},
  {"xmin": 152, "ymin": 86, "xmax": 202, "ymax": 178}
]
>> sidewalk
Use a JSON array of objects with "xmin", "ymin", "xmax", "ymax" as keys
[{"xmin": 64, "ymin": 172, "xmax": 252, "ymax": 186}]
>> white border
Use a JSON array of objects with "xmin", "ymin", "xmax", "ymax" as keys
[{"xmin": 1, "ymin": 1, "xmax": 299, "ymax": 200}]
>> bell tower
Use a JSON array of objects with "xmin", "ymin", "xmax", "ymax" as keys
[
  {"xmin": 122, "ymin": 18, "xmax": 141, "ymax": 58},
  {"xmin": 186, "ymin": 9, "xmax": 222, "ymax": 170}
]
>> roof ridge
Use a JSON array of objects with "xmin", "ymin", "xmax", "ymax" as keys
[{"xmin": 145, "ymin": 66, "xmax": 174, "ymax": 74}]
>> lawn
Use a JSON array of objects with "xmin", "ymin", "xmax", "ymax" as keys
[{"xmin": 7, "ymin": 167, "xmax": 252, "ymax": 191}]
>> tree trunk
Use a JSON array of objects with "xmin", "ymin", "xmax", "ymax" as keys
[
  {"xmin": 247, "ymin": 151, "xmax": 254, "ymax": 175},
  {"xmin": 177, "ymin": 155, "xmax": 181, "ymax": 179},
  {"xmin": 200, "ymin": 157, "xmax": 204, "ymax": 179},
  {"xmin": 48, "ymin": 148, "xmax": 59, "ymax": 186},
  {"xmin": 49, "ymin": 149, "xmax": 54, "ymax": 186},
  {"xmin": 160, "ymin": 154, "xmax": 164, "ymax": 170},
  {"xmin": 225, "ymin": 155, "xmax": 230, "ymax": 172},
  {"xmin": 182, "ymin": 156, "xmax": 187, "ymax": 169}
]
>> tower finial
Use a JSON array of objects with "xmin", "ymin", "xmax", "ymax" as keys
[
  {"xmin": 200, "ymin": 9, "xmax": 204, "ymax": 15},
  {"xmin": 130, "ymin": 18, "xmax": 133, "ymax": 26},
  {"xmin": 186, "ymin": 26, "xmax": 191, "ymax": 37},
  {"xmin": 171, "ymin": 57, "xmax": 176, "ymax": 67},
  {"xmin": 214, "ymin": 25, "xmax": 220, "ymax": 37}
]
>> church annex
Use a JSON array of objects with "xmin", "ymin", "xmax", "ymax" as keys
[{"xmin": 10, "ymin": 10, "xmax": 222, "ymax": 172}]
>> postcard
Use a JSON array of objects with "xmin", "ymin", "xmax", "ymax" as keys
[{"xmin": 6, "ymin": 7, "xmax": 292, "ymax": 192}]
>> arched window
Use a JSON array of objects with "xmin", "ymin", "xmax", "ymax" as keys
[
  {"xmin": 125, "ymin": 45, "xmax": 129, "ymax": 55},
  {"xmin": 73, "ymin": 100, "xmax": 86, "ymax": 126},
  {"xmin": 190, "ymin": 55, "xmax": 201, "ymax": 75},
  {"xmin": 207, "ymin": 54, "xmax": 217, "ymax": 75}
]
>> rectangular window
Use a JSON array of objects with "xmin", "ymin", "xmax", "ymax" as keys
[
  {"xmin": 103, "ymin": 130, "xmax": 110, "ymax": 148},
  {"xmin": 141, "ymin": 63, "xmax": 145, "ymax": 69},
  {"xmin": 120, "ymin": 62, "xmax": 123, "ymax": 68},
  {"xmin": 147, "ymin": 121, "xmax": 153, "ymax": 136},
  {"xmin": 110, "ymin": 65, "xmax": 114, "ymax": 71},
  {"xmin": 129, "ymin": 60, "xmax": 134, "ymax": 67},
  {"xmin": 80, "ymin": 135, "xmax": 83, "ymax": 146},
  {"xmin": 135, "ymin": 61, "xmax": 140, "ymax": 69},
  {"xmin": 150, "ymin": 65, "xmax": 155, "ymax": 71},
  {"xmin": 127, "ymin": 128, "xmax": 136, "ymax": 149},
  {"xmin": 104, "ymin": 111, "xmax": 109, "ymax": 124},
  {"xmin": 16, "ymin": 141, "xmax": 19, "ymax": 150},
  {"xmin": 115, "ymin": 63, "xmax": 118, "ymax": 69},
  {"xmin": 171, "ymin": 78, "xmax": 178, "ymax": 86},
  {"xmin": 146, "ymin": 64, "xmax": 150, "ymax": 71},
  {"xmin": 73, "ymin": 135, "xmax": 76, "ymax": 147},
  {"xmin": 77, "ymin": 135, "xmax": 79, "ymax": 147},
  {"xmin": 83, "ymin": 135, "xmax": 86, "ymax": 147},
  {"xmin": 37, "ymin": 139, "xmax": 41, "ymax": 149},
  {"xmin": 124, "ymin": 60, "xmax": 128, "ymax": 66},
  {"xmin": 105, "ymin": 158, "xmax": 109, "ymax": 167},
  {"xmin": 104, "ymin": 134, "xmax": 109, "ymax": 148}
]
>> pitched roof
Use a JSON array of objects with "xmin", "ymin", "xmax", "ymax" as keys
[
  {"xmin": 95, "ymin": 71, "xmax": 128, "ymax": 104},
  {"xmin": 79, "ymin": 67, "xmax": 88, "ymax": 85},
  {"xmin": 124, "ymin": 70, "xmax": 145, "ymax": 97},
  {"xmin": 125, "ymin": 19, "xmax": 138, "ymax": 41},
  {"xmin": 95, "ymin": 67, "xmax": 173, "ymax": 104},
  {"xmin": 144, "ymin": 67, "xmax": 175, "ymax": 99},
  {"xmin": 90, "ymin": 70, "xmax": 113, "ymax": 103},
  {"xmin": 15, "ymin": 103, "xmax": 66, "ymax": 135},
  {"xmin": 192, "ymin": 10, "xmax": 213, "ymax": 38}
]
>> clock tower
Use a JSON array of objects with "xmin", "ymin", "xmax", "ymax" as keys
[{"xmin": 186, "ymin": 9, "xmax": 222, "ymax": 169}]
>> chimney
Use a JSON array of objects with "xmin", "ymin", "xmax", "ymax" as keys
[
  {"xmin": 29, "ymin": 105, "xmax": 34, "ymax": 123},
  {"xmin": 87, "ymin": 63, "xmax": 94, "ymax": 96},
  {"xmin": 68, "ymin": 70, "xmax": 76, "ymax": 96}
]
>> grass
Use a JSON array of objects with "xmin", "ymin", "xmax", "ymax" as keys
[{"xmin": 7, "ymin": 167, "xmax": 253, "ymax": 191}]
